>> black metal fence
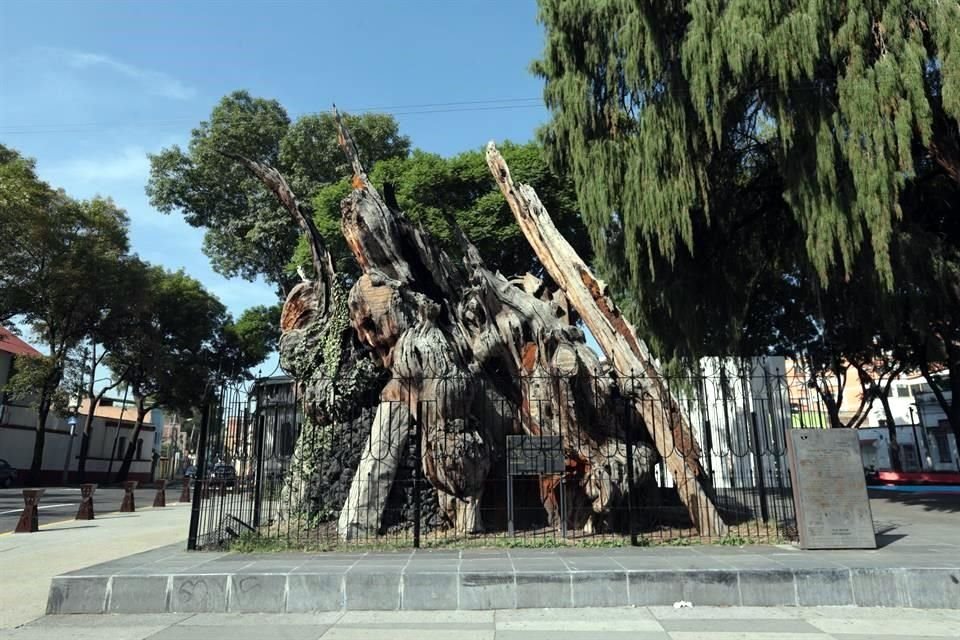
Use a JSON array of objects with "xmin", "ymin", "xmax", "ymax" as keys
[{"xmin": 187, "ymin": 366, "xmax": 831, "ymax": 550}]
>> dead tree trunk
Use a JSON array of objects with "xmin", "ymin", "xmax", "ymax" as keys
[
  {"xmin": 334, "ymin": 113, "xmax": 660, "ymax": 539},
  {"xmin": 486, "ymin": 143, "xmax": 727, "ymax": 536}
]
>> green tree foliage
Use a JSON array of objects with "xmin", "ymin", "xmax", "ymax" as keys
[
  {"xmin": 147, "ymin": 91, "xmax": 410, "ymax": 294},
  {"xmin": 535, "ymin": 0, "xmax": 959, "ymax": 287},
  {"xmin": 535, "ymin": 1, "xmax": 960, "ymax": 439},
  {"xmin": 305, "ymin": 141, "xmax": 591, "ymax": 278},
  {"xmin": 107, "ymin": 265, "xmax": 227, "ymax": 481},
  {"xmin": 1, "ymin": 145, "xmax": 133, "ymax": 480},
  {"xmin": 218, "ymin": 304, "xmax": 282, "ymax": 378}
]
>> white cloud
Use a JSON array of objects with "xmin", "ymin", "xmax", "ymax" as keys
[
  {"xmin": 53, "ymin": 48, "xmax": 196, "ymax": 101},
  {"xmin": 45, "ymin": 146, "xmax": 152, "ymax": 184}
]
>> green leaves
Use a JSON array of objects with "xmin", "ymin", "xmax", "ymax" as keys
[
  {"xmin": 305, "ymin": 141, "xmax": 590, "ymax": 280},
  {"xmin": 536, "ymin": 0, "xmax": 959, "ymax": 289},
  {"xmin": 535, "ymin": 0, "xmax": 960, "ymax": 369},
  {"xmin": 147, "ymin": 92, "xmax": 410, "ymax": 293}
]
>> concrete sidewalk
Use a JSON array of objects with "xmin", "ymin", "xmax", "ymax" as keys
[
  {"xmin": 5, "ymin": 606, "xmax": 960, "ymax": 639},
  {"xmin": 0, "ymin": 501, "xmax": 189, "ymax": 629},
  {"xmin": 43, "ymin": 494, "xmax": 960, "ymax": 615}
]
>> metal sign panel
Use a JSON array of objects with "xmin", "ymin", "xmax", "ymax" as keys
[
  {"xmin": 787, "ymin": 429, "xmax": 877, "ymax": 550},
  {"xmin": 507, "ymin": 435, "xmax": 564, "ymax": 475}
]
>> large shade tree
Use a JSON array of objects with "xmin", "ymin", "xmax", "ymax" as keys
[{"xmin": 534, "ymin": 1, "xmax": 960, "ymax": 440}]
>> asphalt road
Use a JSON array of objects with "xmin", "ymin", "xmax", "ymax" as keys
[{"xmin": 0, "ymin": 484, "xmax": 181, "ymax": 534}]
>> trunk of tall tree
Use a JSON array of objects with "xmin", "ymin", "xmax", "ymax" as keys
[
  {"xmin": 114, "ymin": 401, "xmax": 149, "ymax": 483},
  {"xmin": 77, "ymin": 406, "xmax": 96, "ymax": 483},
  {"xmin": 77, "ymin": 348, "xmax": 100, "ymax": 483},
  {"xmin": 922, "ymin": 343, "xmax": 960, "ymax": 452},
  {"xmin": 29, "ymin": 396, "xmax": 51, "ymax": 484},
  {"xmin": 878, "ymin": 393, "xmax": 902, "ymax": 472}
]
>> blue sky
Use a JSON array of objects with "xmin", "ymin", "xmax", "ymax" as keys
[{"xmin": 0, "ymin": 0, "xmax": 551, "ymax": 373}]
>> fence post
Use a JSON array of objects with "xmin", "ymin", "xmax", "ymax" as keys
[
  {"xmin": 252, "ymin": 385, "xmax": 265, "ymax": 530},
  {"xmin": 750, "ymin": 411, "xmax": 770, "ymax": 522},
  {"xmin": 413, "ymin": 400, "xmax": 423, "ymax": 549},
  {"xmin": 188, "ymin": 393, "xmax": 212, "ymax": 551},
  {"xmin": 624, "ymin": 396, "xmax": 638, "ymax": 547}
]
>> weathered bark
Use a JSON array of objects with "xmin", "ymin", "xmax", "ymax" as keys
[
  {"xmin": 486, "ymin": 142, "xmax": 727, "ymax": 536},
  {"xmin": 333, "ymin": 114, "xmax": 658, "ymax": 539}
]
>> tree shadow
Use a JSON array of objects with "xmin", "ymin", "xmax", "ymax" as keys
[{"xmin": 868, "ymin": 488, "xmax": 960, "ymax": 513}]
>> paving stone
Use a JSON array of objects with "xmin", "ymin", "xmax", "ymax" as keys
[
  {"xmin": 286, "ymin": 574, "xmax": 343, "ymax": 612},
  {"xmin": 660, "ymin": 618, "xmax": 821, "ymax": 633},
  {"xmin": 343, "ymin": 571, "xmax": 400, "ymax": 610},
  {"xmin": 738, "ymin": 570, "xmax": 798, "ymax": 606},
  {"xmin": 46, "ymin": 576, "xmax": 109, "ymax": 614},
  {"xmin": 795, "ymin": 569, "xmax": 854, "ymax": 606},
  {"xmin": 807, "ymin": 613, "xmax": 960, "ymax": 637},
  {"xmin": 143, "ymin": 626, "xmax": 327, "ymax": 640},
  {"xmin": 170, "ymin": 575, "xmax": 228, "ymax": 613},
  {"xmin": 494, "ymin": 632, "xmax": 668, "ymax": 640},
  {"xmin": 458, "ymin": 572, "xmax": 515, "ymax": 610},
  {"xmin": 571, "ymin": 571, "xmax": 628, "ymax": 607},
  {"xmin": 108, "ymin": 576, "xmax": 170, "ymax": 613},
  {"xmin": 229, "ymin": 574, "xmax": 287, "ymax": 613},
  {"xmin": 401, "ymin": 572, "xmax": 458, "ymax": 609},
  {"xmin": 515, "ymin": 573, "xmax": 571, "ymax": 608}
]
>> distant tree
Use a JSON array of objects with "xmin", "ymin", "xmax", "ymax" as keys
[
  {"xmin": 147, "ymin": 91, "xmax": 410, "ymax": 295},
  {"xmin": 108, "ymin": 265, "xmax": 274, "ymax": 482},
  {"xmin": 1, "ymin": 146, "xmax": 131, "ymax": 481},
  {"xmin": 217, "ymin": 304, "xmax": 282, "ymax": 379},
  {"xmin": 108, "ymin": 266, "xmax": 226, "ymax": 482}
]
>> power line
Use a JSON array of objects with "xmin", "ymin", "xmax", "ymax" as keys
[{"xmin": 0, "ymin": 97, "xmax": 546, "ymax": 135}]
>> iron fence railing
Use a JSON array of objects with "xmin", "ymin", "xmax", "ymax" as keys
[{"xmin": 187, "ymin": 368, "xmax": 830, "ymax": 550}]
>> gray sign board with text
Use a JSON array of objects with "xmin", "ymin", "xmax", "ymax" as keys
[{"xmin": 787, "ymin": 429, "xmax": 877, "ymax": 550}]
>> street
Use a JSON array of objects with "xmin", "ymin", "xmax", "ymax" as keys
[{"xmin": 0, "ymin": 486, "xmax": 175, "ymax": 534}]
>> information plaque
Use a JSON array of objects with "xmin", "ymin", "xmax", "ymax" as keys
[
  {"xmin": 505, "ymin": 435, "xmax": 566, "ymax": 536},
  {"xmin": 506, "ymin": 435, "xmax": 564, "ymax": 475},
  {"xmin": 786, "ymin": 429, "xmax": 877, "ymax": 550}
]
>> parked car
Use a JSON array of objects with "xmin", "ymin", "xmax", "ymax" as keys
[
  {"xmin": 0, "ymin": 458, "xmax": 17, "ymax": 488},
  {"xmin": 209, "ymin": 464, "xmax": 237, "ymax": 487}
]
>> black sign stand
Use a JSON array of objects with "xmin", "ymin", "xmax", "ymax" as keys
[{"xmin": 506, "ymin": 435, "xmax": 566, "ymax": 537}]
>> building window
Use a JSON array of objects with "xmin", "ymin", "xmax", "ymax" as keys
[
  {"xmin": 902, "ymin": 445, "xmax": 920, "ymax": 471},
  {"xmin": 116, "ymin": 436, "xmax": 126, "ymax": 458},
  {"xmin": 934, "ymin": 421, "xmax": 953, "ymax": 464},
  {"xmin": 136, "ymin": 438, "xmax": 143, "ymax": 460},
  {"xmin": 896, "ymin": 387, "xmax": 911, "ymax": 398}
]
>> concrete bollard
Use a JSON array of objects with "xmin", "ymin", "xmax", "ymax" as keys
[
  {"xmin": 120, "ymin": 480, "xmax": 138, "ymax": 512},
  {"xmin": 153, "ymin": 480, "xmax": 167, "ymax": 508},
  {"xmin": 179, "ymin": 479, "xmax": 191, "ymax": 503},
  {"xmin": 15, "ymin": 489, "xmax": 45, "ymax": 533},
  {"xmin": 76, "ymin": 484, "xmax": 97, "ymax": 520}
]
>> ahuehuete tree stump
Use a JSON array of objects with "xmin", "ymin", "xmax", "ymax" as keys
[{"xmin": 228, "ymin": 111, "xmax": 726, "ymax": 539}]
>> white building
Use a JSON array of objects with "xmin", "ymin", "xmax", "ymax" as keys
[{"xmin": 0, "ymin": 328, "xmax": 161, "ymax": 484}]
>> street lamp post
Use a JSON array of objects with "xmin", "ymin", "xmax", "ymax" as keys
[
  {"xmin": 908, "ymin": 405, "xmax": 924, "ymax": 471},
  {"xmin": 62, "ymin": 415, "xmax": 78, "ymax": 485}
]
